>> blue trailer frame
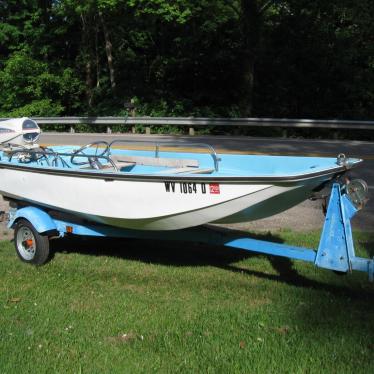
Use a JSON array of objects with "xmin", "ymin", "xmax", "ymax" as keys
[{"xmin": 6, "ymin": 183, "xmax": 374, "ymax": 281}]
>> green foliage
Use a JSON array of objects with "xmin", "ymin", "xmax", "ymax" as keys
[
  {"xmin": 0, "ymin": 0, "xmax": 373, "ymax": 120},
  {"xmin": 6, "ymin": 100, "xmax": 64, "ymax": 117},
  {"xmin": 128, "ymin": 0, "xmax": 193, "ymax": 23},
  {"xmin": 0, "ymin": 52, "xmax": 83, "ymax": 117}
]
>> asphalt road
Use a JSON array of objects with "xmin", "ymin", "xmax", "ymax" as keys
[{"xmin": 38, "ymin": 132, "xmax": 374, "ymax": 232}]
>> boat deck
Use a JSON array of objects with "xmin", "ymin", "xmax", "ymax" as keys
[{"xmin": 0, "ymin": 144, "xmax": 360, "ymax": 179}]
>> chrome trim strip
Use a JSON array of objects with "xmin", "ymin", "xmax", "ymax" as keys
[{"xmin": 0, "ymin": 161, "xmax": 356, "ymax": 184}]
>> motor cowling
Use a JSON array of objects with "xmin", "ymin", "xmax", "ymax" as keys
[{"xmin": 0, "ymin": 117, "xmax": 40, "ymax": 147}]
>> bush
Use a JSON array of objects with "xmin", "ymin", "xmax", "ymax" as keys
[{"xmin": 0, "ymin": 52, "xmax": 83, "ymax": 117}]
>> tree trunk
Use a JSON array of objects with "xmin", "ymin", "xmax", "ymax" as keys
[
  {"xmin": 38, "ymin": 0, "xmax": 52, "ymax": 24},
  {"xmin": 240, "ymin": 55, "xmax": 255, "ymax": 117},
  {"xmin": 238, "ymin": 0, "xmax": 263, "ymax": 117},
  {"xmin": 85, "ymin": 60, "xmax": 94, "ymax": 107},
  {"xmin": 81, "ymin": 13, "xmax": 95, "ymax": 108},
  {"xmin": 99, "ymin": 12, "xmax": 116, "ymax": 92},
  {"xmin": 95, "ymin": 23, "xmax": 100, "ymax": 88}
]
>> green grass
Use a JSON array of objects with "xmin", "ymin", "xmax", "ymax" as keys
[{"xmin": 1, "ymin": 230, "xmax": 374, "ymax": 373}]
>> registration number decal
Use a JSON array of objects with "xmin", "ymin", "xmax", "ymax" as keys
[{"xmin": 164, "ymin": 182, "xmax": 220, "ymax": 195}]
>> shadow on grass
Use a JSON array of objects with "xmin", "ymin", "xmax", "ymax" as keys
[
  {"xmin": 219, "ymin": 258, "xmax": 374, "ymax": 304},
  {"xmin": 49, "ymin": 227, "xmax": 374, "ymax": 301},
  {"xmin": 362, "ymin": 240, "xmax": 374, "ymax": 258},
  {"xmin": 50, "ymin": 226, "xmax": 282, "ymax": 268}
]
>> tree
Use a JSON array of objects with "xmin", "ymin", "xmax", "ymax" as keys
[
  {"xmin": 0, "ymin": 0, "xmax": 373, "ymax": 120},
  {"xmin": 0, "ymin": 52, "xmax": 82, "ymax": 116}
]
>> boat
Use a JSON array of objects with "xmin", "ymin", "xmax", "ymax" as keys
[
  {"xmin": 2, "ymin": 117, "xmax": 373, "ymax": 280},
  {"xmin": 0, "ymin": 117, "xmax": 363, "ymax": 231}
]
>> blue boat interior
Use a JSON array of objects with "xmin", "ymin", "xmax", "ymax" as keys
[{"xmin": 0, "ymin": 142, "xmax": 356, "ymax": 177}]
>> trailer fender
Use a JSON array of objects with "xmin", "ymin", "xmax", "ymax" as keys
[{"xmin": 8, "ymin": 206, "xmax": 57, "ymax": 234}]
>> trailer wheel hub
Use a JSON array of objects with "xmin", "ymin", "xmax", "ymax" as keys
[
  {"xmin": 346, "ymin": 179, "xmax": 369, "ymax": 210},
  {"xmin": 16, "ymin": 227, "xmax": 36, "ymax": 260}
]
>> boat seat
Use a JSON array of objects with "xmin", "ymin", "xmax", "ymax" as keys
[
  {"xmin": 159, "ymin": 167, "xmax": 215, "ymax": 174},
  {"xmin": 110, "ymin": 155, "xmax": 199, "ymax": 168},
  {"xmin": 111, "ymin": 161, "xmax": 136, "ymax": 170},
  {"xmin": 79, "ymin": 161, "xmax": 135, "ymax": 171}
]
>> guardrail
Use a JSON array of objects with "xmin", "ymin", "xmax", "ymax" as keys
[{"xmin": 2, "ymin": 116, "xmax": 374, "ymax": 136}]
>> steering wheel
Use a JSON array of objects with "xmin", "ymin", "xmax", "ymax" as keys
[
  {"xmin": 8, "ymin": 145, "xmax": 51, "ymax": 166},
  {"xmin": 70, "ymin": 141, "xmax": 110, "ymax": 166}
]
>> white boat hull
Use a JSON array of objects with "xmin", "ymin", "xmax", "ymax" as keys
[{"xmin": 0, "ymin": 167, "xmax": 325, "ymax": 230}]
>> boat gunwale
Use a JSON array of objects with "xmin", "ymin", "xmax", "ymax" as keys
[{"xmin": 0, "ymin": 159, "xmax": 360, "ymax": 184}]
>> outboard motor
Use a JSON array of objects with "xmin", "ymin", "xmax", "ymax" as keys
[{"xmin": 0, "ymin": 117, "xmax": 41, "ymax": 149}]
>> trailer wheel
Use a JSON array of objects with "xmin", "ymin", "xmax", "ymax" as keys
[{"xmin": 14, "ymin": 219, "xmax": 50, "ymax": 265}]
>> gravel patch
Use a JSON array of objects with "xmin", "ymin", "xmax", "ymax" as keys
[{"xmin": 0, "ymin": 195, "xmax": 12, "ymax": 241}]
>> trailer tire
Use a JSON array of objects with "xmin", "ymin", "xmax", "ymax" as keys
[{"xmin": 14, "ymin": 219, "xmax": 50, "ymax": 265}]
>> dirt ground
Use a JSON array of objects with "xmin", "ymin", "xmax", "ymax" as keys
[{"xmin": 0, "ymin": 196, "xmax": 11, "ymax": 241}]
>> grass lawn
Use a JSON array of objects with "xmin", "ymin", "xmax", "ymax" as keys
[{"xmin": 0, "ymin": 229, "xmax": 373, "ymax": 373}]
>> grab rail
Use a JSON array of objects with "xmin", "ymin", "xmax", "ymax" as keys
[{"xmin": 109, "ymin": 140, "xmax": 221, "ymax": 171}]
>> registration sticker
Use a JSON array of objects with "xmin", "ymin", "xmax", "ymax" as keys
[
  {"xmin": 164, "ymin": 182, "xmax": 220, "ymax": 195},
  {"xmin": 209, "ymin": 183, "xmax": 220, "ymax": 194}
]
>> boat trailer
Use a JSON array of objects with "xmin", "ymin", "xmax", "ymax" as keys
[{"xmin": 1, "ymin": 182, "xmax": 373, "ymax": 281}]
